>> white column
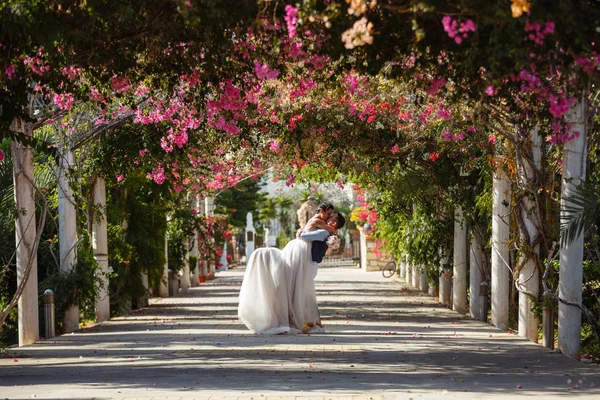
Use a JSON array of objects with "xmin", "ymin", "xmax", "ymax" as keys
[
  {"xmin": 419, "ymin": 265, "xmax": 428, "ymax": 292},
  {"xmin": 359, "ymin": 228, "xmax": 367, "ymax": 270},
  {"xmin": 517, "ymin": 128, "xmax": 541, "ymax": 342},
  {"xmin": 399, "ymin": 256, "xmax": 406, "ymax": 280},
  {"xmin": 469, "ymin": 231, "xmax": 484, "ymax": 321},
  {"xmin": 412, "ymin": 263, "xmax": 419, "ymax": 288},
  {"xmin": 453, "ymin": 206, "xmax": 467, "ymax": 314},
  {"xmin": 139, "ymin": 272, "xmax": 149, "ymax": 306},
  {"xmin": 218, "ymin": 242, "xmax": 228, "ymax": 271},
  {"xmin": 439, "ymin": 254, "xmax": 451, "ymax": 306},
  {"xmin": 406, "ymin": 257, "xmax": 412, "ymax": 287},
  {"xmin": 558, "ymin": 94, "xmax": 587, "ymax": 359},
  {"xmin": 245, "ymin": 212, "xmax": 256, "ymax": 262},
  {"xmin": 204, "ymin": 196, "xmax": 215, "ymax": 277},
  {"xmin": 92, "ymin": 177, "xmax": 110, "ymax": 322},
  {"xmin": 57, "ymin": 148, "xmax": 78, "ymax": 332},
  {"xmin": 179, "ymin": 234, "xmax": 191, "ymax": 291},
  {"xmin": 190, "ymin": 195, "xmax": 200, "ymax": 286},
  {"xmin": 11, "ymin": 121, "xmax": 39, "ymax": 346},
  {"xmin": 158, "ymin": 231, "xmax": 169, "ymax": 297},
  {"xmin": 491, "ymin": 157, "xmax": 511, "ymax": 330}
]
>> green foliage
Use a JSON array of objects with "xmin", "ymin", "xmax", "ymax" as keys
[
  {"xmin": 215, "ymin": 178, "xmax": 263, "ymax": 229},
  {"xmin": 188, "ymin": 255, "xmax": 198, "ymax": 274},
  {"xmin": 560, "ymin": 183, "xmax": 600, "ymax": 247},
  {"xmin": 276, "ymin": 230, "xmax": 291, "ymax": 250},
  {"xmin": 39, "ymin": 247, "xmax": 99, "ymax": 332}
]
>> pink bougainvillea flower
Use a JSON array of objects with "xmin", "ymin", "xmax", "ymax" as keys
[
  {"xmin": 390, "ymin": 144, "xmax": 400, "ymax": 154},
  {"xmin": 0, "ymin": 149, "xmax": 4, "ymax": 162},
  {"xmin": 116, "ymin": 174, "xmax": 124, "ymax": 182},
  {"xmin": 485, "ymin": 85, "xmax": 498, "ymax": 96},
  {"xmin": 5, "ymin": 64, "xmax": 16, "ymax": 79},
  {"xmin": 284, "ymin": 5, "xmax": 299, "ymax": 38},
  {"xmin": 111, "ymin": 76, "xmax": 131, "ymax": 93},
  {"xmin": 52, "ymin": 93, "xmax": 75, "ymax": 111},
  {"xmin": 269, "ymin": 140, "xmax": 281, "ymax": 153},
  {"xmin": 437, "ymin": 108, "xmax": 451, "ymax": 120},
  {"xmin": 427, "ymin": 77, "xmax": 447, "ymax": 96}
]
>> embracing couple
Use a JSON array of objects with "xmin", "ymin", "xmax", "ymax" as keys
[{"xmin": 238, "ymin": 202, "xmax": 346, "ymax": 335}]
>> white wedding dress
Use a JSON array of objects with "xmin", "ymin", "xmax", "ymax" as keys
[{"xmin": 238, "ymin": 238, "xmax": 322, "ymax": 334}]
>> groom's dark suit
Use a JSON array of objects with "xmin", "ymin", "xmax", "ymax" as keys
[
  {"xmin": 311, "ymin": 241, "xmax": 328, "ymax": 263},
  {"xmin": 300, "ymin": 229, "xmax": 330, "ymax": 264}
]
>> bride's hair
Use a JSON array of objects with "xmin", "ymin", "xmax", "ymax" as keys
[
  {"xmin": 316, "ymin": 201, "xmax": 334, "ymax": 212},
  {"xmin": 334, "ymin": 213, "xmax": 346, "ymax": 229}
]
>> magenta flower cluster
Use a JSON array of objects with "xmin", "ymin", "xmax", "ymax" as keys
[{"xmin": 442, "ymin": 16, "xmax": 476, "ymax": 44}]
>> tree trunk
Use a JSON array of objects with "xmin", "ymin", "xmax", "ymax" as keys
[
  {"xmin": 469, "ymin": 230, "xmax": 484, "ymax": 321},
  {"xmin": 516, "ymin": 128, "xmax": 541, "ymax": 342},
  {"xmin": 92, "ymin": 177, "xmax": 110, "ymax": 322},
  {"xmin": 453, "ymin": 206, "xmax": 467, "ymax": 314},
  {"xmin": 558, "ymin": 93, "xmax": 588, "ymax": 359},
  {"xmin": 491, "ymin": 156, "xmax": 511, "ymax": 330},
  {"xmin": 57, "ymin": 148, "xmax": 79, "ymax": 332},
  {"xmin": 11, "ymin": 120, "xmax": 39, "ymax": 345}
]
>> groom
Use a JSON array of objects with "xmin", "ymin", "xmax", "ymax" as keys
[
  {"xmin": 300, "ymin": 212, "xmax": 346, "ymax": 262},
  {"xmin": 298, "ymin": 212, "xmax": 345, "ymax": 331}
]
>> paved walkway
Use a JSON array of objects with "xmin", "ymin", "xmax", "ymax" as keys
[{"xmin": 1, "ymin": 265, "xmax": 599, "ymax": 399}]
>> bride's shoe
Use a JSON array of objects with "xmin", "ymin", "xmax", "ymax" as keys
[{"xmin": 302, "ymin": 322, "xmax": 314, "ymax": 334}]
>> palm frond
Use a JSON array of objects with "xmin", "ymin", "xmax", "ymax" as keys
[{"xmin": 560, "ymin": 183, "xmax": 600, "ymax": 247}]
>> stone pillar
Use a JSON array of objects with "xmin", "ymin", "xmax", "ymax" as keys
[
  {"xmin": 469, "ymin": 231, "xmax": 484, "ymax": 321},
  {"xmin": 138, "ymin": 272, "xmax": 149, "ymax": 308},
  {"xmin": 190, "ymin": 195, "xmax": 200, "ymax": 286},
  {"xmin": 517, "ymin": 128, "xmax": 541, "ymax": 342},
  {"xmin": 439, "ymin": 256, "xmax": 451, "ymax": 306},
  {"xmin": 453, "ymin": 206, "xmax": 467, "ymax": 314},
  {"xmin": 399, "ymin": 256, "xmax": 406, "ymax": 280},
  {"xmin": 92, "ymin": 177, "xmax": 110, "ymax": 322},
  {"xmin": 231, "ymin": 236, "xmax": 239, "ymax": 263},
  {"xmin": 406, "ymin": 257, "xmax": 412, "ymax": 287},
  {"xmin": 205, "ymin": 196, "xmax": 215, "ymax": 278},
  {"xmin": 491, "ymin": 156, "xmax": 511, "ymax": 330},
  {"xmin": 412, "ymin": 263, "xmax": 419, "ymax": 288},
  {"xmin": 358, "ymin": 226, "xmax": 385, "ymax": 271},
  {"xmin": 218, "ymin": 242, "xmax": 228, "ymax": 271},
  {"xmin": 57, "ymin": 148, "xmax": 79, "ymax": 332},
  {"xmin": 558, "ymin": 94, "xmax": 587, "ymax": 358},
  {"xmin": 158, "ymin": 232, "xmax": 169, "ymax": 298},
  {"xmin": 245, "ymin": 212, "xmax": 256, "ymax": 263},
  {"xmin": 11, "ymin": 121, "xmax": 39, "ymax": 346},
  {"xmin": 419, "ymin": 265, "xmax": 428, "ymax": 292}
]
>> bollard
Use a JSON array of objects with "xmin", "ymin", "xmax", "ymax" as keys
[
  {"xmin": 43, "ymin": 289, "xmax": 55, "ymax": 339},
  {"xmin": 168, "ymin": 269, "xmax": 174, "ymax": 297},
  {"xmin": 479, "ymin": 282, "xmax": 489, "ymax": 323},
  {"xmin": 542, "ymin": 306, "xmax": 554, "ymax": 349}
]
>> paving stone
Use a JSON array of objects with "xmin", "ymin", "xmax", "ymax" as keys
[{"xmin": 0, "ymin": 266, "xmax": 599, "ymax": 399}]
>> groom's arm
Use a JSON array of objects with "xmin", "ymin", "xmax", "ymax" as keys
[{"xmin": 300, "ymin": 229, "xmax": 330, "ymax": 242}]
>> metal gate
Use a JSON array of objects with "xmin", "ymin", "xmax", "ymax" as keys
[{"xmin": 321, "ymin": 230, "xmax": 360, "ymax": 267}]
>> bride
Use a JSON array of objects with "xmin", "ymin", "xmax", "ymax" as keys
[{"xmin": 238, "ymin": 203, "xmax": 341, "ymax": 334}]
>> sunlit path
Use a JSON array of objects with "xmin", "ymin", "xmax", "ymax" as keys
[{"xmin": 1, "ymin": 266, "xmax": 599, "ymax": 399}]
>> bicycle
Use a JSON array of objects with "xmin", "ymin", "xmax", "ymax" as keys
[{"xmin": 381, "ymin": 260, "xmax": 398, "ymax": 278}]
